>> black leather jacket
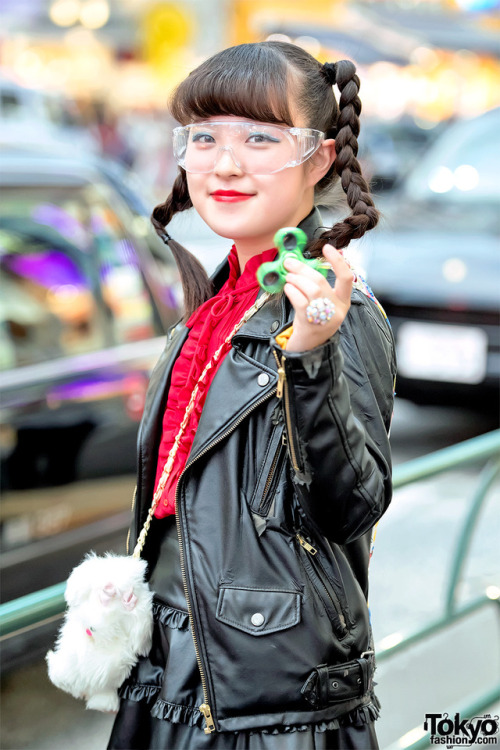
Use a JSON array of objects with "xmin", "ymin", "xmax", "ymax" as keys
[{"xmin": 128, "ymin": 209, "xmax": 396, "ymax": 734}]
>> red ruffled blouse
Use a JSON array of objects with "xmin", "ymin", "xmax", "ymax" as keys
[{"xmin": 153, "ymin": 244, "xmax": 277, "ymax": 518}]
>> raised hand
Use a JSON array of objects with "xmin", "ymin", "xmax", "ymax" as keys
[{"xmin": 282, "ymin": 244, "xmax": 353, "ymax": 352}]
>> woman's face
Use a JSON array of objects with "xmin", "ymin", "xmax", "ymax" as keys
[{"xmin": 185, "ymin": 115, "xmax": 335, "ymax": 255}]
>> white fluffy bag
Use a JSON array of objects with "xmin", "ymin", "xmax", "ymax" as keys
[{"xmin": 46, "ymin": 552, "xmax": 153, "ymax": 712}]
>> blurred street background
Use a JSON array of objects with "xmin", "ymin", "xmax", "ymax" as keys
[{"xmin": 0, "ymin": 0, "xmax": 499, "ymax": 747}]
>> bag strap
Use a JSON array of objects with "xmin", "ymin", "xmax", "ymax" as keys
[{"xmin": 132, "ymin": 291, "xmax": 271, "ymax": 558}]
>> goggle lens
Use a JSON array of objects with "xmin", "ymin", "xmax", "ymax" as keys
[{"xmin": 172, "ymin": 122, "xmax": 324, "ymax": 175}]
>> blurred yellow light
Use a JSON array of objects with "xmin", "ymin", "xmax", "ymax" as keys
[
  {"xmin": 80, "ymin": 0, "xmax": 110, "ymax": 29},
  {"xmin": 142, "ymin": 4, "xmax": 193, "ymax": 68},
  {"xmin": 64, "ymin": 26, "xmax": 99, "ymax": 47},
  {"xmin": 49, "ymin": 0, "xmax": 81, "ymax": 27},
  {"xmin": 410, "ymin": 46, "xmax": 439, "ymax": 71},
  {"xmin": 16, "ymin": 49, "xmax": 43, "ymax": 75},
  {"xmin": 370, "ymin": 61, "xmax": 399, "ymax": 78},
  {"xmin": 422, "ymin": 79, "xmax": 440, "ymax": 104},
  {"xmin": 46, "ymin": 57, "xmax": 70, "ymax": 85}
]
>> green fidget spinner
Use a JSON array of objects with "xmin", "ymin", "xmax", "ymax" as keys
[{"xmin": 257, "ymin": 227, "xmax": 329, "ymax": 294}]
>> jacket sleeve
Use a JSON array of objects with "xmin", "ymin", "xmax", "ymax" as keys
[{"xmin": 270, "ymin": 293, "xmax": 396, "ymax": 545}]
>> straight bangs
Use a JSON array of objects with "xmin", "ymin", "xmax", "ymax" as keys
[{"xmin": 170, "ymin": 44, "xmax": 294, "ymax": 127}]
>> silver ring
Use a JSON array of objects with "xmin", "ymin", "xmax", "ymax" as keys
[{"xmin": 306, "ymin": 297, "xmax": 335, "ymax": 325}]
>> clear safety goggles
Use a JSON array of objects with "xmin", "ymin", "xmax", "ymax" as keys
[{"xmin": 172, "ymin": 121, "xmax": 325, "ymax": 175}]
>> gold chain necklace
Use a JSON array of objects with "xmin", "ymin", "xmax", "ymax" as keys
[{"xmin": 133, "ymin": 291, "xmax": 271, "ymax": 558}]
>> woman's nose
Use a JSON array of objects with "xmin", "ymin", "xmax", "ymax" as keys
[{"xmin": 213, "ymin": 146, "xmax": 244, "ymax": 176}]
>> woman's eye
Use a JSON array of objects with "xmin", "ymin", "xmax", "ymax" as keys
[
  {"xmin": 247, "ymin": 132, "xmax": 280, "ymax": 145},
  {"xmin": 192, "ymin": 133, "xmax": 215, "ymax": 145}
]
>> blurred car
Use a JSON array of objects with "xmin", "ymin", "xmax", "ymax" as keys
[
  {"xmin": 358, "ymin": 116, "xmax": 446, "ymax": 193},
  {"xmin": 0, "ymin": 147, "xmax": 183, "ymax": 631},
  {"xmin": 0, "ymin": 73, "xmax": 98, "ymax": 153},
  {"xmin": 356, "ymin": 107, "xmax": 500, "ymax": 410}
]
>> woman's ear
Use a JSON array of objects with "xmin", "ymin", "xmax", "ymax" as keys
[{"xmin": 306, "ymin": 139, "xmax": 336, "ymax": 187}]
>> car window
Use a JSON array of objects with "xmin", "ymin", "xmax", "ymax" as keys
[{"xmin": 0, "ymin": 183, "xmax": 157, "ymax": 371}]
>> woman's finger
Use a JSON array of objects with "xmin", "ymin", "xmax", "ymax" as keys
[
  {"xmin": 284, "ymin": 272, "xmax": 325, "ymax": 302},
  {"xmin": 322, "ymin": 244, "xmax": 353, "ymax": 304},
  {"xmin": 283, "ymin": 256, "xmax": 329, "ymax": 285},
  {"xmin": 283, "ymin": 282, "xmax": 309, "ymax": 311}
]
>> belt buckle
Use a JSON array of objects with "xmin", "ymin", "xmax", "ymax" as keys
[{"xmin": 359, "ymin": 650, "xmax": 375, "ymax": 692}]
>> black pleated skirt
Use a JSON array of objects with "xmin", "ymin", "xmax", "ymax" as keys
[{"xmin": 107, "ymin": 518, "xmax": 381, "ymax": 750}]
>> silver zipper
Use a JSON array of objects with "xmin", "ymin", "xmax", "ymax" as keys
[{"xmin": 174, "ymin": 386, "xmax": 277, "ymax": 733}]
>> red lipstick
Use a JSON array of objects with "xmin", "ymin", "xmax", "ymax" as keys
[{"xmin": 211, "ymin": 190, "xmax": 254, "ymax": 203}]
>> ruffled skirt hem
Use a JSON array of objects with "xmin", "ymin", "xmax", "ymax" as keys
[{"xmin": 119, "ymin": 683, "xmax": 381, "ymax": 734}]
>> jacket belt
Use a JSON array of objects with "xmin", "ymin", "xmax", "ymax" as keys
[{"xmin": 300, "ymin": 652, "xmax": 375, "ymax": 709}]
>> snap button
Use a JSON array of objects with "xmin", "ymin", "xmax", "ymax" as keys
[
  {"xmin": 251, "ymin": 612, "xmax": 265, "ymax": 627},
  {"xmin": 257, "ymin": 373, "xmax": 270, "ymax": 386},
  {"xmin": 331, "ymin": 681, "xmax": 339, "ymax": 689},
  {"xmin": 270, "ymin": 320, "xmax": 280, "ymax": 333}
]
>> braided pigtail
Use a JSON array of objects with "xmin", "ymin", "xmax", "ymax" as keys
[
  {"xmin": 308, "ymin": 59, "xmax": 379, "ymax": 256},
  {"xmin": 151, "ymin": 169, "xmax": 214, "ymax": 319}
]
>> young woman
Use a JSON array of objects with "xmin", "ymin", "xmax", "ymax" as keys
[{"xmin": 108, "ymin": 41, "xmax": 396, "ymax": 750}]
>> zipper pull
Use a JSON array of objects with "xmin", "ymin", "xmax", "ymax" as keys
[
  {"xmin": 273, "ymin": 350, "xmax": 286, "ymax": 400},
  {"xmin": 276, "ymin": 363, "xmax": 285, "ymax": 399},
  {"xmin": 199, "ymin": 703, "xmax": 215, "ymax": 734},
  {"xmin": 296, "ymin": 533, "xmax": 317, "ymax": 555}
]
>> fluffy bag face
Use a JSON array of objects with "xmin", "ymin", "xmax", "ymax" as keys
[{"xmin": 46, "ymin": 553, "xmax": 154, "ymax": 712}]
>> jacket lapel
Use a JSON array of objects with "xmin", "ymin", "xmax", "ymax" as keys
[{"xmin": 187, "ymin": 292, "xmax": 289, "ymax": 464}]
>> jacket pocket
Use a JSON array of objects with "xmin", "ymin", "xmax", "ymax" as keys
[
  {"xmin": 216, "ymin": 585, "xmax": 301, "ymax": 636},
  {"xmin": 249, "ymin": 425, "xmax": 286, "ymax": 516},
  {"xmin": 295, "ymin": 534, "xmax": 349, "ymax": 640}
]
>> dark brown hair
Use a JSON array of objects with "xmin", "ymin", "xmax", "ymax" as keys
[{"xmin": 152, "ymin": 41, "xmax": 379, "ymax": 318}]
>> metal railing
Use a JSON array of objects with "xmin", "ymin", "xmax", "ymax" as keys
[
  {"xmin": 1, "ymin": 429, "xmax": 500, "ymax": 747},
  {"xmin": 376, "ymin": 428, "xmax": 500, "ymax": 749}
]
